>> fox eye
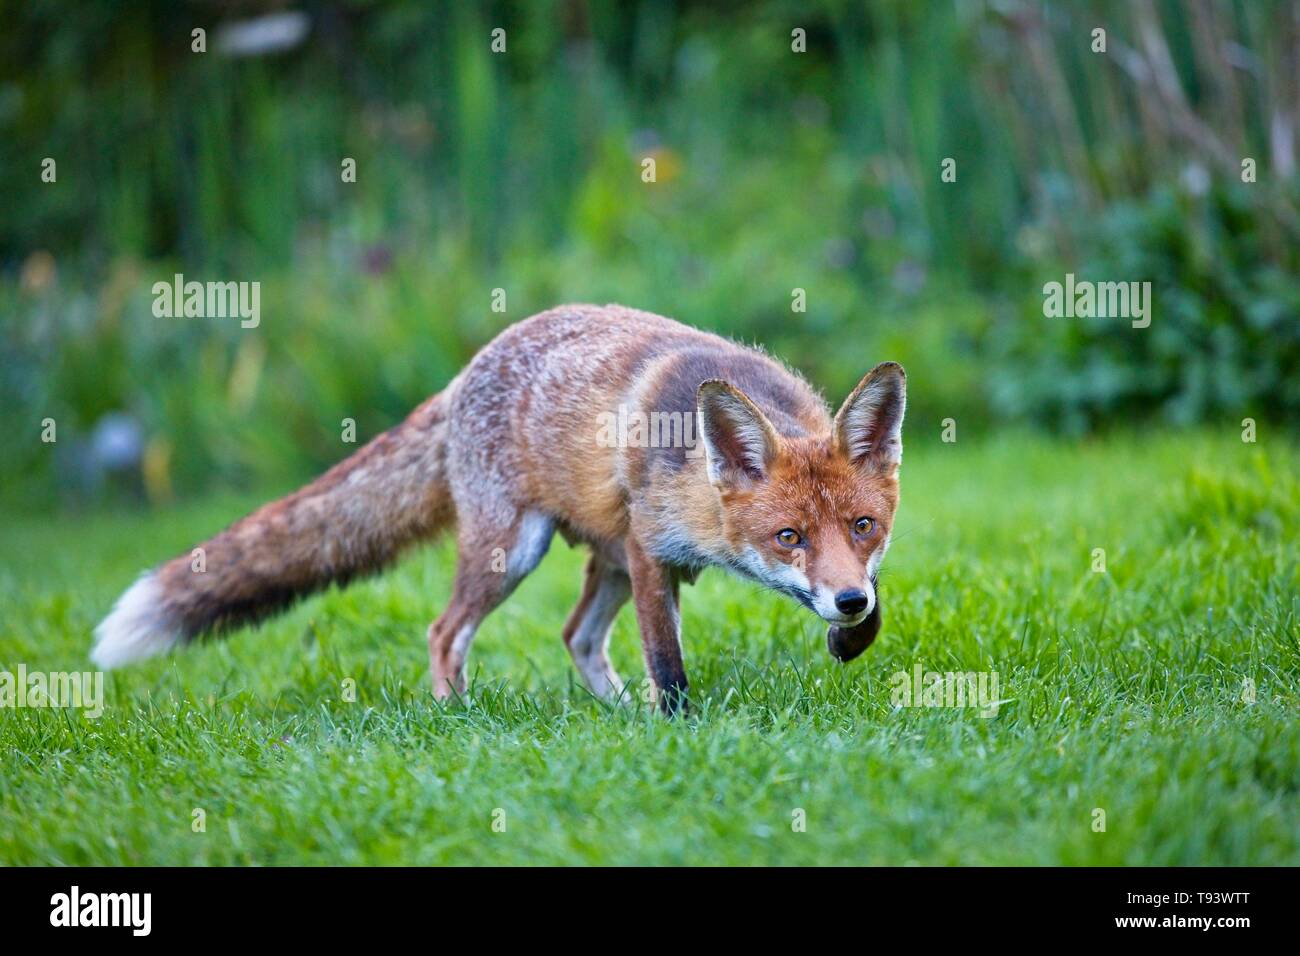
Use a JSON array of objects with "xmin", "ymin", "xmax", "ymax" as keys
[
  {"xmin": 775, "ymin": 528, "xmax": 802, "ymax": 547},
  {"xmin": 854, "ymin": 516, "xmax": 875, "ymax": 537}
]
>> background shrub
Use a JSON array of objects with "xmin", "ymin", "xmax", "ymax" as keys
[{"xmin": 1, "ymin": 0, "xmax": 1296, "ymax": 507}]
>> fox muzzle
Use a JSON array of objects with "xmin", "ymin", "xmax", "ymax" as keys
[{"xmin": 826, "ymin": 580, "xmax": 881, "ymax": 662}]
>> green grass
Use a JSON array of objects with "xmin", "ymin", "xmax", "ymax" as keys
[{"xmin": 1, "ymin": 431, "xmax": 1297, "ymax": 865}]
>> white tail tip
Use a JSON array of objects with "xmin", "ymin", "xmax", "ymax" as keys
[{"xmin": 92, "ymin": 573, "xmax": 182, "ymax": 669}]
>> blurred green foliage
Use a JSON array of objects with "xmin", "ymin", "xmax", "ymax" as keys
[
  {"xmin": 1, "ymin": 0, "xmax": 1296, "ymax": 507},
  {"xmin": 993, "ymin": 180, "xmax": 1300, "ymax": 432}
]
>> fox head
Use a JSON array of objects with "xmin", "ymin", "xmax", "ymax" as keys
[{"xmin": 696, "ymin": 363, "xmax": 905, "ymax": 661}]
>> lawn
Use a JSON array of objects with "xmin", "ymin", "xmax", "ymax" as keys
[{"xmin": 1, "ymin": 430, "xmax": 1296, "ymax": 865}]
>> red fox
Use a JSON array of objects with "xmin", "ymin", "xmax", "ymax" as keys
[{"xmin": 93, "ymin": 305, "xmax": 905, "ymax": 714}]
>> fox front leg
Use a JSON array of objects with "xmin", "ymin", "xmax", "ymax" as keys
[{"xmin": 625, "ymin": 535, "xmax": 689, "ymax": 716}]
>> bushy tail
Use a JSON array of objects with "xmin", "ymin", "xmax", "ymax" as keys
[{"xmin": 92, "ymin": 391, "xmax": 455, "ymax": 668}]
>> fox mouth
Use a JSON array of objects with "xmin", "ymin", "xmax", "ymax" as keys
[
  {"xmin": 773, "ymin": 582, "xmax": 875, "ymax": 627},
  {"xmin": 742, "ymin": 561, "xmax": 877, "ymax": 629},
  {"xmin": 811, "ymin": 576, "xmax": 877, "ymax": 627},
  {"xmin": 820, "ymin": 610, "xmax": 869, "ymax": 626},
  {"xmin": 822, "ymin": 575, "xmax": 881, "ymax": 661},
  {"xmin": 826, "ymin": 599, "xmax": 881, "ymax": 662}
]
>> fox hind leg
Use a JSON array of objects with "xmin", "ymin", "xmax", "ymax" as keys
[
  {"xmin": 428, "ymin": 509, "xmax": 554, "ymax": 699},
  {"xmin": 563, "ymin": 555, "xmax": 631, "ymax": 701}
]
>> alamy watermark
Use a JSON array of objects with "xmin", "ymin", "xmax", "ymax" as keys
[
  {"xmin": 50, "ymin": 886, "xmax": 150, "ymax": 936},
  {"xmin": 1, "ymin": 664, "xmax": 104, "ymax": 718},
  {"xmin": 890, "ymin": 663, "xmax": 1001, "ymax": 718},
  {"xmin": 1043, "ymin": 273, "xmax": 1150, "ymax": 328},
  {"xmin": 595, "ymin": 404, "xmax": 704, "ymax": 456},
  {"xmin": 152, "ymin": 273, "xmax": 260, "ymax": 328}
]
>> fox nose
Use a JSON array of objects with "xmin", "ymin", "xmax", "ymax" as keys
[{"xmin": 834, "ymin": 589, "xmax": 870, "ymax": 615}]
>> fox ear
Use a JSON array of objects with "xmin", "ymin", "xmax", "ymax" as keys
[
  {"xmin": 696, "ymin": 380, "xmax": 781, "ymax": 488},
  {"xmin": 834, "ymin": 362, "xmax": 906, "ymax": 468}
]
